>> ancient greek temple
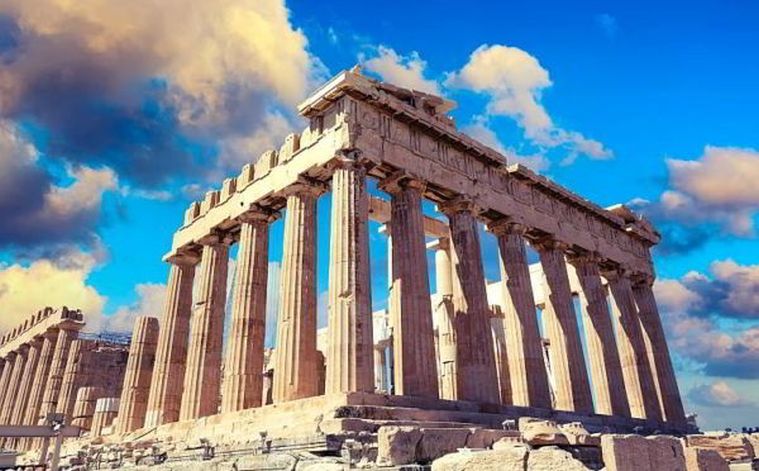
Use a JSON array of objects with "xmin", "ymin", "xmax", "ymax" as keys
[{"xmin": 123, "ymin": 70, "xmax": 687, "ymax": 437}]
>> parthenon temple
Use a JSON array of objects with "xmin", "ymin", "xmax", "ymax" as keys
[{"xmin": 0, "ymin": 70, "xmax": 695, "ymax": 465}]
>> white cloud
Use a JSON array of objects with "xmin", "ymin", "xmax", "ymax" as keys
[
  {"xmin": 447, "ymin": 44, "xmax": 612, "ymax": 161},
  {"xmin": 363, "ymin": 46, "xmax": 441, "ymax": 95},
  {"xmin": 689, "ymin": 381, "xmax": 754, "ymax": 408},
  {"xmin": 98, "ymin": 283, "xmax": 167, "ymax": 334},
  {"xmin": 462, "ymin": 119, "xmax": 550, "ymax": 172}
]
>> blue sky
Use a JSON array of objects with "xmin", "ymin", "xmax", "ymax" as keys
[{"xmin": 0, "ymin": 0, "xmax": 757, "ymax": 430}]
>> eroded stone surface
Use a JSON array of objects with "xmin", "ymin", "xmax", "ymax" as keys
[{"xmin": 431, "ymin": 446, "xmax": 528, "ymax": 471}]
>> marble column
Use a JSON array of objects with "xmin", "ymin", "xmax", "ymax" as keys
[
  {"xmin": 0, "ymin": 354, "xmax": 15, "ymax": 421},
  {"xmin": 145, "ymin": 256, "xmax": 196, "ymax": 427},
  {"xmin": 605, "ymin": 268, "xmax": 662, "ymax": 421},
  {"xmin": 11, "ymin": 338, "xmax": 42, "ymax": 425},
  {"xmin": 23, "ymin": 331, "xmax": 57, "ymax": 429},
  {"xmin": 116, "ymin": 316, "xmax": 160, "ymax": 434},
  {"xmin": 325, "ymin": 156, "xmax": 374, "ymax": 394},
  {"xmin": 91, "ymin": 398, "xmax": 120, "ymax": 437},
  {"xmin": 569, "ymin": 255, "xmax": 630, "ymax": 417},
  {"xmin": 488, "ymin": 221, "xmax": 552, "ymax": 409},
  {"xmin": 432, "ymin": 238, "xmax": 457, "ymax": 400},
  {"xmin": 535, "ymin": 239, "xmax": 593, "ymax": 413},
  {"xmin": 0, "ymin": 346, "xmax": 28, "ymax": 423},
  {"xmin": 71, "ymin": 386, "xmax": 103, "ymax": 431},
  {"xmin": 180, "ymin": 238, "xmax": 229, "ymax": 421},
  {"xmin": 273, "ymin": 187, "xmax": 321, "ymax": 402},
  {"xmin": 222, "ymin": 211, "xmax": 272, "ymax": 412},
  {"xmin": 632, "ymin": 276, "xmax": 686, "ymax": 424},
  {"xmin": 383, "ymin": 178, "xmax": 438, "ymax": 398},
  {"xmin": 39, "ymin": 328, "xmax": 78, "ymax": 424},
  {"xmin": 440, "ymin": 199, "xmax": 499, "ymax": 404},
  {"xmin": 57, "ymin": 339, "xmax": 93, "ymax": 422}
]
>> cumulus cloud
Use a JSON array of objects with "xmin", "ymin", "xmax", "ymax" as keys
[
  {"xmin": 362, "ymin": 46, "xmax": 441, "ymax": 95},
  {"xmin": 0, "ymin": 121, "xmax": 118, "ymax": 249},
  {"xmin": 0, "ymin": 0, "xmax": 325, "ymax": 186},
  {"xmin": 462, "ymin": 119, "xmax": 550, "ymax": 172},
  {"xmin": 97, "ymin": 283, "xmax": 167, "ymax": 333},
  {"xmin": 0, "ymin": 250, "xmax": 106, "ymax": 332},
  {"xmin": 447, "ymin": 44, "xmax": 612, "ymax": 161},
  {"xmin": 633, "ymin": 146, "xmax": 759, "ymax": 244},
  {"xmin": 689, "ymin": 381, "xmax": 754, "ymax": 408},
  {"xmin": 655, "ymin": 264, "xmax": 759, "ymax": 379}
]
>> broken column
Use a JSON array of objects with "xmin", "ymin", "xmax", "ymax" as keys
[
  {"xmin": 383, "ymin": 177, "xmax": 438, "ymax": 398},
  {"xmin": 91, "ymin": 397, "xmax": 120, "ymax": 437},
  {"xmin": 71, "ymin": 386, "xmax": 103, "ymax": 431},
  {"xmin": 116, "ymin": 316, "xmax": 160, "ymax": 434},
  {"xmin": 432, "ymin": 238, "xmax": 457, "ymax": 400},
  {"xmin": 180, "ymin": 237, "xmax": 229, "ymax": 421},
  {"xmin": 273, "ymin": 185, "xmax": 322, "ymax": 402},
  {"xmin": 569, "ymin": 254, "xmax": 630, "ymax": 417},
  {"xmin": 145, "ymin": 256, "xmax": 196, "ymax": 427},
  {"xmin": 440, "ymin": 199, "xmax": 499, "ymax": 404},
  {"xmin": 534, "ymin": 239, "xmax": 593, "ymax": 414},
  {"xmin": 489, "ymin": 220, "xmax": 552, "ymax": 409},
  {"xmin": 222, "ymin": 211, "xmax": 272, "ymax": 412},
  {"xmin": 325, "ymin": 155, "xmax": 375, "ymax": 394}
]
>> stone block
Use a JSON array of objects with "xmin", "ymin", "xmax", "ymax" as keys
[
  {"xmin": 684, "ymin": 447, "xmax": 729, "ymax": 471},
  {"xmin": 686, "ymin": 433, "xmax": 753, "ymax": 462},
  {"xmin": 560, "ymin": 421, "xmax": 599, "ymax": 446},
  {"xmin": 220, "ymin": 178, "xmax": 237, "ymax": 201},
  {"xmin": 377, "ymin": 426, "xmax": 423, "ymax": 466},
  {"xmin": 278, "ymin": 133, "xmax": 301, "ymax": 163},
  {"xmin": 237, "ymin": 164, "xmax": 255, "ymax": 189},
  {"xmin": 417, "ymin": 428, "xmax": 471, "ymax": 463},
  {"xmin": 254, "ymin": 150, "xmax": 278, "ymax": 177},
  {"xmin": 200, "ymin": 190, "xmax": 220, "ymax": 215},
  {"xmin": 184, "ymin": 202, "xmax": 200, "ymax": 225},
  {"xmin": 601, "ymin": 434, "xmax": 651, "ymax": 471},
  {"xmin": 431, "ymin": 447, "xmax": 528, "ymax": 471},
  {"xmin": 527, "ymin": 446, "xmax": 591, "ymax": 470},
  {"xmin": 647, "ymin": 435, "xmax": 686, "ymax": 471},
  {"xmin": 466, "ymin": 429, "xmax": 522, "ymax": 449},
  {"xmin": 519, "ymin": 417, "xmax": 569, "ymax": 446}
]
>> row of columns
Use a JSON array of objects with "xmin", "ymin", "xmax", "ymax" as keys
[{"xmin": 133, "ymin": 154, "xmax": 684, "ymax": 436}]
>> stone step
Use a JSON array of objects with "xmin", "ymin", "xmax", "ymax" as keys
[
  {"xmin": 321, "ymin": 417, "xmax": 499, "ymax": 434},
  {"xmin": 332, "ymin": 404, "xmax": 508, "ymax": 428}
]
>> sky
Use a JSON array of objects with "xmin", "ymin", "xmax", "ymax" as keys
[{"xmin": 0, "ymin": 0, "xmax": 757, "ymax": 431}]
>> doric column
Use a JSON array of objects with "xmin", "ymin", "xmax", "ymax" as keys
[
  {"xmin": 116, "ymin": 316, "xmax": 160, "ymax": 434},
  {"xmin": 605, "ymin": 268, "xmax": 662, "ymax": 421},
  {"xmin": 325, "ymin": 155, "xmax": 374, "ymax": 394},
  {"xmin": 0, "ymin": 352, "xmax": 16, "ymax": 422},
  {"xmin": 145, "ymin": 255, "xmax": 196, "ymax": 427},
  {"xmin": 439, "ymin": 199, "xmax": 499, "ymax": 404},
  {"xmin": 273, "ymin": 185, "xmax": 322, "ymax": 402},
  {"xmin": 488, "ymin": 220, "xmax": 552, "ymax": 409},
  {"xmin": 39, "ymin": 328, "xmax": 78, "ymax": 424},
  {"xmin": 222, "ymin": 210, "xmax": 273, "ymax": 412},
  {"xmin": 632, "ymin": 276, "xmax": 686, "ymax": 424},
  {"xmin": 432, "ymin": 238, "xmax": 457, "ymax": 400},
  {"xmin": 23, "ymin": 331, "xmax": 57, "ymax": 429},
  {"xmin": 381, "ymin": 177, "xmax": 438, "ymax": 398},
  {"xmin": 57, "ymin": 339, "xmax": 94, "ymax": 422},
  {"xmin": 534, "ymin": 239, "xmax": 593, "ymax": 413},
  {"xmin": 11, "ymin": 338, "xmax": 42, "ymax": 425},
  {"xmin": 179, "ymin": 237, "xmax": 230, "ymax": 421},
  {"xmin": 71, "ymin": 386, "xmax": 103, "ymax": 431},
  {"xmin": 0, "ymin": 346, "xmax": 28, "ymax": 423},
  {"xmin": 91, "ymin": 398, "xmax": 120, "ymax": 437},
  {"xmin": 568, "ymin": 254, "xmax": 630, "ymax": 417}
]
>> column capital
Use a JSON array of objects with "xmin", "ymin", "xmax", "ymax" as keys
[
  {"xmin": 487, "ymin": 217, "xmax": 527, "ymax": 236},
  {"xmin": 167, "ymin": 250, "xmax": 201, "ymax": 266},
  {"xmin": 530, "ymin": 235, "xmax": 570, "ymax": 253},
  {"xmin": 329, "ymin": 149, "xmax": 372, "ymax": 171},
  {"xmin": 281, "ymin": 177, "xmax": 329, "ymax": 199},
  {"xmin": 238, "ymin": 206, "xmax": 279, "ymax": 224},
  {"xmin": 426, "ymin": 237, "xmax": 450, "ymax": 252},
  {"xmin": 377, "ymin": 170, "xmax": 426, "ymax": 195},
  {"xmin": 630, "ymin": 272, "xmax": 656, "ymax": 288},
  {"xmin": 437, "ymin": 196, "xmax": 481, "ymax": 217},
  {"xmin": 565, "ymin": 249, "xmax": 602, "ymax": 266},
  {"xmin": 600, "ymin": 263, "xmax": 632, "ymax": 281},
  {"xmin": 198, "ymin": 231, "xmax": 235, "ymax": 247}
]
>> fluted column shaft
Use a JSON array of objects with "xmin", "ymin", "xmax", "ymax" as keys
[
  {"xmin": 23, "ymin": 331, "xmax": 57, "ymax": 429},
  {"xmin": 222, "ymin": 213, "xmax": 271, "ymax": 411},
  {"xmin": 441, "ymin": 201, "xmax": 499, "ymax": 404},
  {"xmin": 536, "ymin": 241, "xmax": 593, "ymax": 413},
  {"xmin": 145, "ymin": 259, "xmax": 196, "ymax": 427},
  {"xmin": 632, "ymin": 279, "xmax": 686, "ymax": 424},
  {"xmin": 11, "ymin": 339, "xmax": 42, "ymax": 425},
  {"xmin": 117, "ymin": 316, "xmax": 160, "ymax": 434},
  {"xmin": 180, "ymin": 240, "xmax": 229, "ymax": 421},
  {"xmin": 39, "ymin": 328, "xmax": 78, "ymax": 424},
  {"xmin": 433, "ymin": 239, "xmax": 457, "ymax": 400},
  {"xmin": 0, "ymin": 354, "xmax": 15, "ymax": 421},
  {"xmin": 0, "ymin": 346, "xmax": 28, "ymax": 423},
  {"xmin": 606, "ymin": 270, "xmax": 662, "ymax": 421},
  {"xmin": 325, "ymin": 157, "xmax": 374, "ymax": 394},
  {"xmin": 490, "ymin": 222, "xmax": 552, "ymax": 409},
  {"xmin": 57, "ymin": 339, "xmax": 93, "ymax": 422},
  {"xmin": 385, "ymin": 180, "xmax": 438, "ymax": 398},
  {"xmin": 570, "ymin": 257, "xmax": 630, "ymax": 417},
  {"xmin": 273, "ymin": 189, "xmax": 320, "ymax": 402}
]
